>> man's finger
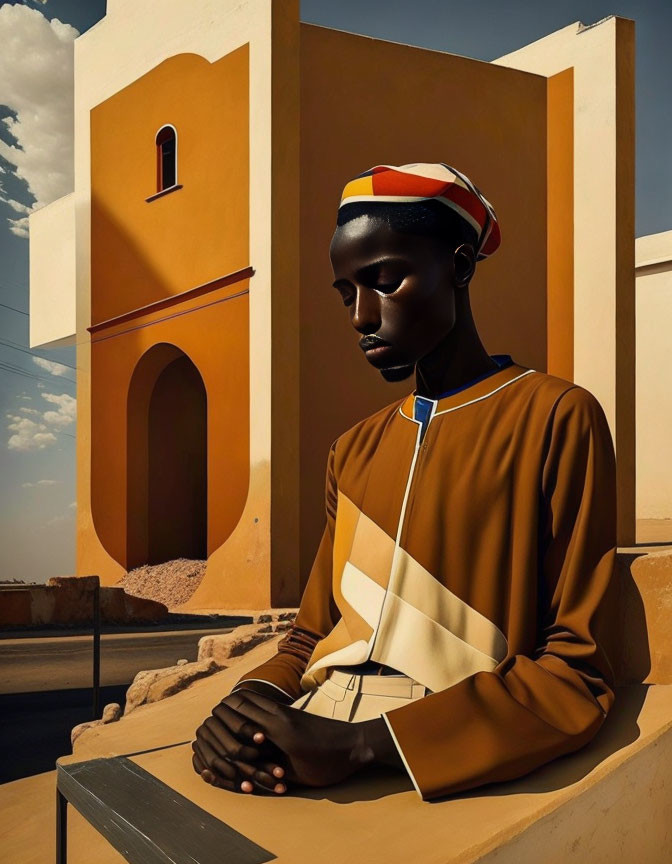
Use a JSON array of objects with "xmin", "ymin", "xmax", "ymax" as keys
[
  {"xmin": 253, "ymin": 762, "xmax": 287, "ymax": 794},
  {"xmin": 262, "ymin": 761, "xmax": 286, "ymax": 780},
  {"xmin": 196, "ymin": 736, "xmax": 262, "ymax": 792},
  {"xmin": 198, "ymin": 718, "xmax": 286, "ymax": 792},
  {"xmin": 192, "ymin": 751, "xmax": 206, "ymax": 776},
  {"xmin": 235, "ymin": 759, "xmax": 276, "ymax": 792},
  {"xmin": 228, "ymin": 692, "xmax": 281, "ymax": 731},
  {"xmin": 213, "ymin": 702, "xmax": 266, "ymax": 742},
  {"xmin": 232, "ymin": 760, "xmax": 285, "ymax": 795},
  {"xmin": 201, "ymin": 716, "xmax": 261, "ymax": 763},
  {"xmin": 197, "ymin": 736, "xmax": 229, "ymax": 775},
  {"xmin": 205, "ymin": 771, "xmax": 237, "ymax": 792},
  {"xmin": 193, "ymin": 742, "xmax": 221, "ymax": 786},
  {"xmin": 194, "ymin": 746, "xmax": 240, "ymax": 793},
  {"xmin": 230, "ymin": 689, "xmax": 282, "ymax": 716}
]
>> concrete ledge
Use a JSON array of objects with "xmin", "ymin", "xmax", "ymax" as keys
[
  {"xmin": 3, "ymin": 638, "xmax": 672, "ymax": 862},
  {"xmin": 51, "ymin": 638, "xmax": 672, "ymax": 864}
]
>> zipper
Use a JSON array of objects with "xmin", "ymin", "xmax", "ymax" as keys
[{"xmin": 366, "ymin": 396, "xmax": 437, "ymax": 661}]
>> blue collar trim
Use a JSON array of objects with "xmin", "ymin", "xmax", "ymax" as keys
[{"xmin": 415, "ymin": 354, "xmax": 514, "ymax": 404}]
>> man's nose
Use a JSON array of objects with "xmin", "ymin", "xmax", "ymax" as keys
[{"xmin": 351, "ymin": 287, "xmax": 381, "ymax": 334}]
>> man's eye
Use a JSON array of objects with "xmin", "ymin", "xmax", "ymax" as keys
[{"xmin": 375, "ymin": 280, "xmax": 402, "ymax": 293}]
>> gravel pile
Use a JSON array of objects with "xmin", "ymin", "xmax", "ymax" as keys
[{"xmin": 118, "ymin": 558, "xmax": 207, "ymax": 609}]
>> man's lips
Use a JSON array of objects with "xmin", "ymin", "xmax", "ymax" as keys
[
  {"xmin": 359, "ymin": 336, "xmax": 392, "ymax": 353},
  {"xmin": 360, "ymin": 337, "xmax": 397, "ymax": 367},
  {"xmin": 364, "ymin": 344, "xmax": 392, "ymax": 356}
]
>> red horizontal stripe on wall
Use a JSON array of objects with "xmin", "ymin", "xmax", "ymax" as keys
[{"xmin": 87, "ymin": 266, "xmax": 254, "ymax": 335}]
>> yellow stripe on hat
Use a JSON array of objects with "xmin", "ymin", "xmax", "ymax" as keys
[{"xmin": 340, "ymin": 174, "xmax": 375, "ymax": 204}]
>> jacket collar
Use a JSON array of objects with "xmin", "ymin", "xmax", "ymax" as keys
[{"xmin": 399, "ymin": 357, "xmax": 536, "ymax": 420}]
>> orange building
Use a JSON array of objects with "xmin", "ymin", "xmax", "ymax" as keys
[{"xmin": 28, "ymin": 0, "xmax": 635, "ymax": 609}]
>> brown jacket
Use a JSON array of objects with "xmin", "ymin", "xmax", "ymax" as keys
[{"xmin": 235, "ymin": 357, "xmax": 618, "ymax": 800}]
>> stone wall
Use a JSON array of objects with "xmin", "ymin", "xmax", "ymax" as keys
[{"xmin": 0, "ymin": 575, "xmax": 167, "ymax": 629}]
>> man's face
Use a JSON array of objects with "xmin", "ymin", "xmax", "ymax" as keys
[{"xmin": 329, "ymin": 215, "xmax": 462, "ymax": 382}]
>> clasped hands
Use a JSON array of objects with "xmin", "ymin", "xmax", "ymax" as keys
[{"xmin": 191, "ymin": 682, "xmax": 401, "ymax": 795}]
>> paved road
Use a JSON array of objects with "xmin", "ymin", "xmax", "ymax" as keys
[{"xmin": 0, "ymin": 628, "xmax": 233, "ymax": 693}]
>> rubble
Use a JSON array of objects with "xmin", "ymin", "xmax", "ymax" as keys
[
  {"xmin": 117, "ymin": 558, "xmax": 207, "ymax": 608},
  {"xmin": 124, "ymin": 658, "xmax": 223, "ymax": 715},
  {"xmin": 70, "ymin": 702, "xmax": 122, "ymax": 747}
]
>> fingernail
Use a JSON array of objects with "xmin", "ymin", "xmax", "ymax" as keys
[
  {"xmin": 201, "ymin": 770, "xmax": 214, "ymax": 783},
  {"xmin": 272, "ymin": 766, "xmax": 284, "ymax": 778},
  {"xmin": 241, "ymin": 780, "xmax": 253, "ymax": 793},
  {"xmin": 274, "ymin": 783, "xmax": 286, "ymax": 794},
  {"xmin": 253, "ymin": 732, "xmax": 265, "ymax": 744}
]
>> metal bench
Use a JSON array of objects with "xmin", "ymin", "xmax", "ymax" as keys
[{"xmin": 56, "ymin": 752, "xmax": 276, "ymax": 864}]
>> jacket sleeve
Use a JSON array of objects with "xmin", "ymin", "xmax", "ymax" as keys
[
  {"xmin": 382, "ymin": 386, "xmax": 619, "ymax": 801},
  {"xmin": 232, "ymin": 439, "xmax": 340, "ymax": 702}
]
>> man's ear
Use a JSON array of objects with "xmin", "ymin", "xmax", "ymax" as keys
[{"xmin": 453, "ymin": 243, "xmax": 476, "ymax": 287}]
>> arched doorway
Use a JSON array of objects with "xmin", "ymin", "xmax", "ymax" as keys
[
  {"xmin": 148, "ymin": 354, "xmax": 207, "ymax": 563},
  {"xmin": 127, "ymin": 345, "xmax": 207, "ymax": 568}
]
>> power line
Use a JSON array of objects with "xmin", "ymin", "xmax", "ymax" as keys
[
  {"xmin": 0, "ymin": 360, "xmax": 76, "ymax": 387},
  {"xmin": 0, "ymin": 337, "xmax": 76, "ymax": 370},
  {"xmin": 0, "ymin": 278, "xmax": 28, "ymax": 293},
  {"xmin": 0, "ymin": 301, "xmax": 29, "ymax": 316},
  {"xmin": 0, "ymin": 358, "xmax": 76, "ymax": 384}
]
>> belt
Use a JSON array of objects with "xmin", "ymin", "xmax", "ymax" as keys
[{"xmin": 334, "ymin": 660, "xmax": 404, "ymax": 676}]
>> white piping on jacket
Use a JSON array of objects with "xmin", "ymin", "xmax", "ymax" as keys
[{"xmin": 366, "ymin": 397, "xmax": 436, "ymax": 661}]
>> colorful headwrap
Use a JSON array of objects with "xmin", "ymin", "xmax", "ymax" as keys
[{"xmin": 338, "ymin": 162, "xmax": 501, "ymax": 261}]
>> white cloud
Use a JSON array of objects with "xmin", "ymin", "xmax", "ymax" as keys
[
  {"xmin": 22, "ymin": 478, "xmax": 58, "ymax": 487},
  {"xmin": 7, "ymin": 413, "xmax": 57, "ymax": 451},
  {"xmin": 18, "ymin": 394, "xmax": 32, "ymax": 400},
  {"xmin": 0, "ymin": 195, "xmax": 31, "ymax": 214},
  {"xmin": 41, "ymin": 391, "xmax": 76, "ymax": 427},
  {"xmin": 8, "ymin": 215, "xmax": 28, "ymax": 238},
  {"xmin": 32, "ymin": 355, "xmax": 71, "ymax": 377},
  {"xmin": 0, "ymin": 4, "xmax": 78, "ymax": 236},
  {"xmin": 37, "ymin": 382, "xmax": 45, "ymax": 389},
  {"xmin": 6, "ymin": 389, "xmax": 75, "ymax": 449}
]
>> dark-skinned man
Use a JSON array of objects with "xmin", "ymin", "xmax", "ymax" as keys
[{"xmin": 192, "ymin": 162, "xmax": 618, "ymax": 801}]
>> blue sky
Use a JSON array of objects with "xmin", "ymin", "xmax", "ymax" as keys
[{"xmin": 0, "ymin": 0, "xmax": 669, "ymax": 583}]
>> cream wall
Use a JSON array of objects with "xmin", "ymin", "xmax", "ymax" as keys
[
  {"xmin": 28, "ymin": 192, "xmax": 76, "ymax": 349},
  {"xmin": 636, "ymin": 230, "xmax": 672, "ymax": 522},
  {"xmin": 493, "ymin": 16, "xmax": 636, "ymax": 545}
]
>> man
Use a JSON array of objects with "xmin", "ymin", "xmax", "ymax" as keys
[{"xmin": 192, "ymin": 162, "xmax": 618, "ymax": 801}]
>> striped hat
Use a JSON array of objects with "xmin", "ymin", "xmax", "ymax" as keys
[{"xmin": 338, "ymin": 162, "xmax": 501, "ymax": 261}]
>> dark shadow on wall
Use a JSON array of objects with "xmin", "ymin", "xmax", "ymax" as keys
[
  {"xmin": 127, "ymin": 344, "xmax": 208, "ymax": 568},
  {"xmin": 148, "ymin": 354, "xmax": 207, "ymax": 563}
]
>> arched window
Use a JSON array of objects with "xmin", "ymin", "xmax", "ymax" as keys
[{"xmin": 155, "ymin": 125, "xmax": 177, "ymax": 192}]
